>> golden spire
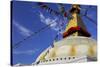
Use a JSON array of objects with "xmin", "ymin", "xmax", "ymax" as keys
[{"xmin": 63, "ymin": 4, "xmax": 90, "ymax": 38}]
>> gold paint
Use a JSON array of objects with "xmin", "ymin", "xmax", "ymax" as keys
[
  {"xmin": 65, "ymin": 13, "xmax": 78, "ymax": 32},
  {"xmin": 69, "ymin": 45, "xmax": 76, "ymax": 56},
  {"xmin": 39, "ymin": 54, "xmax": 46, "ymax": 61},
  {"xmin": 88, "ymin": 45, "xmax": 95, "ymax": 57}
]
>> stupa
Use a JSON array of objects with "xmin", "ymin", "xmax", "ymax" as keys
[{"xmin": 33, "ymin": 4, "xmax": 97, "ymax": 65}]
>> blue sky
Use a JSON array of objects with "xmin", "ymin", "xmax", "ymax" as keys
[{"xmin": 11, "ymin": 1, "xmax": 97, "ymax": 65}]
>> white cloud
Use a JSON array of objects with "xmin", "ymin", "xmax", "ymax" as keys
[
  {"xmin": 39, "ymin": 12, "xmax": 65, "ymax": 34},
  {"xmin": 13, "ymin": 49, "xmax": 39, "ymax": 55},
  {"xmin": 13, "ymin": 20, "xmax": 33, "ymax": 37}
]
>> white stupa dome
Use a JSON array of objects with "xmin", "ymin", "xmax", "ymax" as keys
[{"xmin": 35, "ymin": 36, "xmax": 97, "ymax": 64}]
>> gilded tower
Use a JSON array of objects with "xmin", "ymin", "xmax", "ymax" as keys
[{"xmin": 63, "ymin": 5, "xmax": 90, "ymax": 38}]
